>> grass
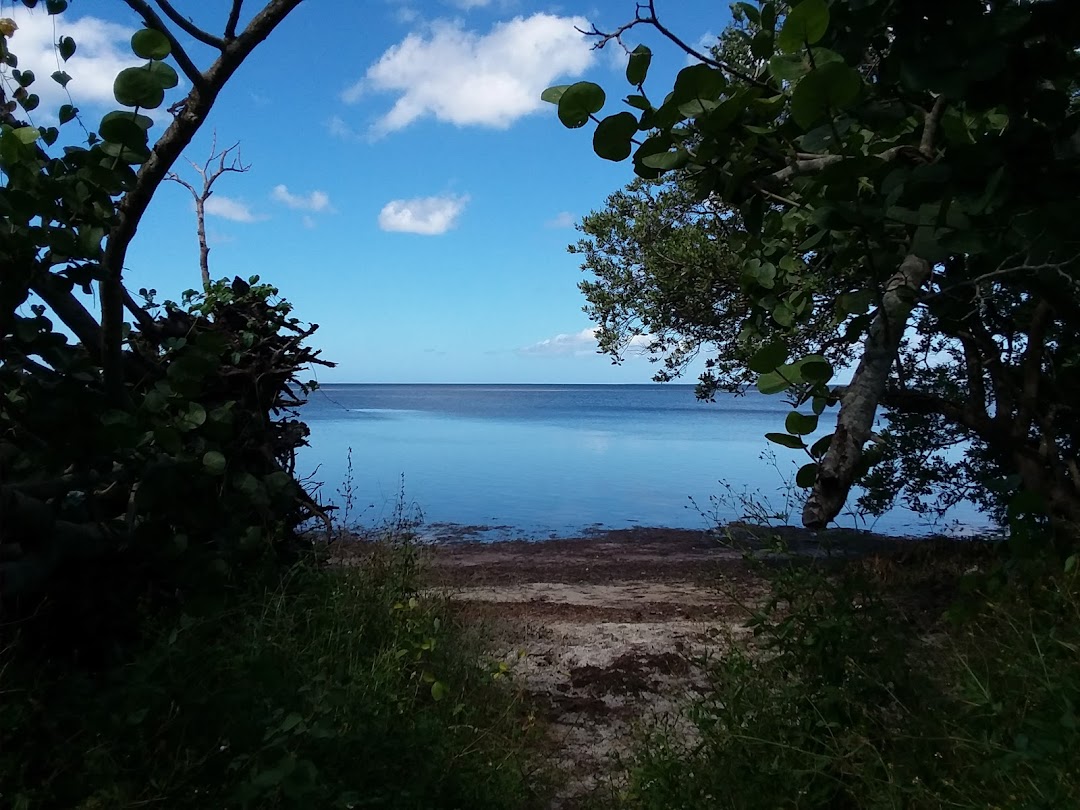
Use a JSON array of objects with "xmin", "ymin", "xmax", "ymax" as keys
[
  {"xmin": 1, "ymin": 539, "xmax": 546, "ymax": 809},
  {"xmin": 619, "ymin": 549, "xmax": 1080, "ymax": 810}
]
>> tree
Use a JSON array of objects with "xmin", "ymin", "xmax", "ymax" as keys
[
  {"xmin": 547, "ymin": 0, "xmax": 1080, "ymax": 543},
  {"xmin": 167, "ymin": 135, "xmax": 251, "ymax": 290},
  {"xmin": 1, "ymin": 1, "xmax": 326, "ymax": 600}
]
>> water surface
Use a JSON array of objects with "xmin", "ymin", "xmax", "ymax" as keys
[{"xmin": 298, "ymin": 384, "xmax": 987, "ymax": 537}]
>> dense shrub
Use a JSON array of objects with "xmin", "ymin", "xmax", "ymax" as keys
[
  {"xmin": 626, "ymin": 554, "xmax": 1080, "ymax": 810},
  {"xmin": 1, "ymin": 540, "xmax": 544, "ymax": 809}
]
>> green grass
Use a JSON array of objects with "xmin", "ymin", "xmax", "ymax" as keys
[
  {"xmin": 621, "ymin": 554, "xmax": 1080, "ymax": 810},
  {"xmin": 1, "ymin": 541, "xmax": 545, "ymax": 809}
]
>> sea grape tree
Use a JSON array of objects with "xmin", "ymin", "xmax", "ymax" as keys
[{"xmin": 546, "ymin": 0, "xmax": 1080, "ymax": 543}]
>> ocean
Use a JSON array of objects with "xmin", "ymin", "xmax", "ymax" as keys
[{"xmin": 297, "ymin": 383, "xmax": 987, "ymax": 538}]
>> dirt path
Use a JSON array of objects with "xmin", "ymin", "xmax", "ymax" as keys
[{"xmin": 425, "ymin": 528, "xmax": 780, "ymax": 806}]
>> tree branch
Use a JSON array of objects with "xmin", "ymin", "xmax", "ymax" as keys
[
  {"xmin": 578, "ymin": 0, "xmax": 773, "ymax": 91},
  {"xmin": 100, "ymin": 0, "xmax": 303, "ymax": 401},
  {"xmin": 919, "ymin": 95, "xmax": 946, "ymax": 159},
  {"xmin": 29, "ymin": 275, "xmax": 103, "ymax": 362},
  {"xmin": 121, "ymin": 0, "xmax": 207, "ymax": 89},
  {"xmin": 226, "ymin": 0, "xmax": 244, "ymax": 40},
  {"xmin": 153, "ymin": 0, "xmax": 225, "ymax": 49}
]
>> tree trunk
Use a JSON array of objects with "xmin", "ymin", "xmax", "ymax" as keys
[
  {"xmin": 803, "ymin": 254, "xmax": 931, "ymax": 529},
  {"xmin": 195, "ymin": 197, "xmax": 211, "ymax": 290}
]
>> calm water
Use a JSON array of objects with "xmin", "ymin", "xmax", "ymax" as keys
[{"xmin": 298, "ymin": 384, "xmax": 987, "ymax": 538}]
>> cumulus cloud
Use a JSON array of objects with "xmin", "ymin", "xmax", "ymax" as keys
[
  {"xmin": 378, "ymin": 194, "xmax": 469, "ymax": 235},
  {"xmin": 345, "ymin": 13, "xmax": 594, "ymax": 136},
  {"xmin": 545, "ymin": 211, "xmax": 576, "ymax": 229},
  {"xmin": 2, "ymin": 9, "xmax": 142, "ymax": 117},
  {"xmin": 271, "ymin": 184, "xmax": 333, "ymax": 212},
  {"xmin": 203, "ymin": 195, "xmax": 263, "ymax": 223},
  {"xmin": 520, "ymin": 327, "xmax": 652, "ymax": 357}
]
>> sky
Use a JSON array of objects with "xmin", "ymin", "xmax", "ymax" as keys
[{"xmin": 5, "ymin": 0, "xmax": 729, "ymax": 383}]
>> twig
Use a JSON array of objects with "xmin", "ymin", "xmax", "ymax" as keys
[
  {"xmin": 577, "ymin": 1, "xmax": 772, "ymax": 91},
  {"xmin": 153, "ymin": 0, "xmax": 225, "ymax": 49}
]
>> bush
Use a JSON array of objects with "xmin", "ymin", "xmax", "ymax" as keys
[
  {"xmin": 1, "ymin": 540, "xmax": 544, "ymax": 809},
  {"xmin": 625, "ymin": 553, "xmax": 1080, "ymax": 810}
]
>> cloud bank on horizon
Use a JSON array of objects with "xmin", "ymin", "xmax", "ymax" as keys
[{"xmin": 520, "ymin": 327, "xmax": 652, "ymax": 357}]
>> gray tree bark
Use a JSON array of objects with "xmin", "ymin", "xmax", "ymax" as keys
[{"xmin": 802, "ymin": 254, "xmax": 931, "ymax": 529}]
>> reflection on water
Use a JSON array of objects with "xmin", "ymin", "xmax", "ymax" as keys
[{"xmin": 298, "ymin": 384, "xmax": 990, "ymax": 538}]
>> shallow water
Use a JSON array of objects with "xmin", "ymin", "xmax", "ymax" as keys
[{"xmin": 298, "ymin": 384, "xmax": 989, "ymax": 538}]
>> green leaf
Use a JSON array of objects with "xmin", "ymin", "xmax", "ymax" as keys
[
  {"xmin": 99, "ymin": 140, "xmax": 151, "ymax": 164},
  {"xmin": 777, "ymin": 0, "xmax": 830, "ymax": 53},
  {"xmin": 177, "ymin": 402, "xmax": 206, "ymax": 431},
  {"xmin": 640, "ymin": 148, "xmax": 690, "ymax": 171},
  {"xmin": 773, "ymin": 302, "xmax": 795, "ymax": 327},
  {"xmin": 625, "ymin": 94, "xmax": 651, "ymax": 111},
  {"xmin": 757, "ymin": 370, "xmax": 792, "ymax": 395},
  {"xmin": 810, "ymin": 434, "xmax": 833, "ymax": 458},
  {"xmin": 769, "ymin": 54, "xmax": 808, "ymax": 81},
  {"xmin": 592, "ymin": 112, "xmax": 638, "ymax": 162},
  {"xmin": 147, "ymin": 60, "xmax": 179, "ymax": 90},
  {"xmin": 431, "ymin": 680, "xmax": 448, "ymax": 701},
  {"xmin": 799, "ymin": 357, "xmax": 833, "ymax": 383},
  {"xmin": 113, "ymin": 66, "xmax": 165, "ymax": 109},
  {"xmin": 541, "ymin": 84, "xmax": 570, "ymax": 105},
  {"xmin": 785, "ymin": 411, "xmax": 819, "ymax": 435},
  {"xmin": 749, "ymin": 340, "xmax": 789, "ymax": 373},
  {"xmin": 45, "ymin": 0, "xmax": 68, "ymax": 13},
  {"xmin": 766, "ymin": 432, "xmax": 807, "ymax": 450},
  {"xmin": 796, "ymin": 463, "xmax": 818, "ymax": 487},
  {"xmin": 557, "ymin": 81, "xmax": 605, "ymax": 129},
  {"xmin": 625, "ymin": 44, "xmax": 652, "ymax": 85},
  {"xmin": 12, "ymin": 126, "xmax": 39, "ymax": 145},
  {"xmin": 58, "ymin": 36, "xmax": 76, "ymax": 61},
  {"xmin": 51, "ymin": 70, "xmax": 71, "ymax": 88},
  {"xmin": 99, "ymin": 112, "xmax": 149, "ymax": 150},
  {"xmin": 131, "ymin": 28, "xmax": 171, "ymax": 60},
  {"xmin": 202, "ymin": 450, "xmax": 226, "ymax": 476},
  {"xmin": 671, "ymin": 64, "xmax": 726, "ymax": 105},
  {"xmin": 790, "ymin": 61, "xmax": 861, "ymax": 130},
  {"xmin": 59, "ymin": 104, "xmax": 77, "ymax": 124},
  {"xmin": 102, "ymin": 109, "xmax": 154, "ymax": 131}
]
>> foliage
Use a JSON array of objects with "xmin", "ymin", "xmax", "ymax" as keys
[
  {"xmin": 1, "ymin": 541, "xmax": 544, "ymax": 809},
  {"xmin": 1, "ymin": 1, "xmax": 320, "ymax": 610},
  {"xmin": 625, "ymin": 552, "xmax": 1080, "ymax": 809},
  {"xmin": 547, "ymin": 0, "xmax": 1080, "ymax": 542}
]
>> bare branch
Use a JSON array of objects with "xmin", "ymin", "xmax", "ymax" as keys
[
  {"xmin": 226, "ymin": 0, "xmax": 244, "ymax": 39},
  {"xmin": 121, "ymin": 0, "xmax": 207, "ymax": 88},
  {"xmin": 153, "ymin": 0, "xmax": 225, "ymax": 49},
  {"xmin": 167, "ymin": 135, "xmax": 252, "ymax": 289},
  {"xmin": 578, "ymin": 0, "xmax": 773, "ymax": 91}
]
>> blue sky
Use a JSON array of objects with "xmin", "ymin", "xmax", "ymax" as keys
[{"xmin": 8, "ymin": 0, "xmax": 727, "ymax": 383}]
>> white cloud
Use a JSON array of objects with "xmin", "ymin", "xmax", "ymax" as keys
[
  {"xmin": 2, "ymin": 9, "xmax": 142, "ymax": 117},
  {"xmin": 271, "ymin": 184, "xmax": 333, "ymax": 212},
  {"xmin": 545, "ymin": 211, "xmax": 575, "ymax": 228},
  {"xmin": 346, "ymin": 13, "xmax": 594, "ymax": 136},
  {"xmin": 326, "ymin": 115, "xmax": 358, "ymax": 139},
  {"xmin": 301, "ymin": 215, "xmax": 316, "ymax": 229},
  {"xmin": 451, "ymin": 0, "xmax": 493, "ymax": 8},
  {"xmin": 520, "ymin": 327, "xmax": 651, "ymax": 357},
  {"xmin": 378, "ymin": 194, "xmax": 468, "ymax": 235},
  {"xmin": 203, "ymin": 195, "xmax": 263, "ymax": 223}
]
